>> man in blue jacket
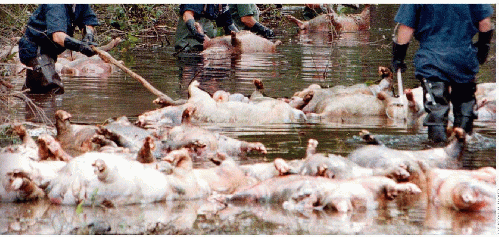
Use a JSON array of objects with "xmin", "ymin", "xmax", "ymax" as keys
[
  {"xmin": 392, "ymin": 4, "xmax": 493, "ymax": 143},
  {"xmin": 18, "ymin": 4, "xmax": 99, "ymax": 94}
]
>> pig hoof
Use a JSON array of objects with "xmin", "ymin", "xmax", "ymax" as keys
[
  {"xmin": 397, "ymin": 183, "xmax": 421, "ymax": 195},
  {"xmin": 274, "ymin": 158, "xmax": 291, "ymax": 175},
  {"xmin": 306, "ymin": 139, "xmax": 318, "ymax": 156},
  {"xmin": 318, "ymin": 164, "xmax": 335, "ymax": 179},
  {"xmin": 208, "ymin": 192, "xmax": 229, "ymax": 206},
  {"xmin": 250, "ymin": 142, "xmax": 267, "ymax": 154},
  {"xmin": 394, "ymin": 165, "xmax": 410, "ymax": 180}
]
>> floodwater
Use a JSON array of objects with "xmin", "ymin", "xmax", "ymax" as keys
[{"xmin": 1, "ymin": 4, "xmax": 496, "ymax": 235}]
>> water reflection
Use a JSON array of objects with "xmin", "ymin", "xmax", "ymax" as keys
[
  {"xmin": 0, "ymin": 196, "xmax": 494, "ymax": 235},
  {"xmin": 23, "ymin": 94, "xmax": 61, "ymax": 125}
]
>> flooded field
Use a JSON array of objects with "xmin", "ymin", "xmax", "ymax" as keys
[{"xmin": 1, "ymin": 4, "xmax": 496, "ymax": 235}]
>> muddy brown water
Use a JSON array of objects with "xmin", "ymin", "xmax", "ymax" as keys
[{"xmin": 1, "ymin": 5, "xmax": 496, "ymax": 235}]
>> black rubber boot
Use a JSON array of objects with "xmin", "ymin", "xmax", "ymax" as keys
[
  {"xmin": 427, "ymin": 125, "xmax": 447, "ymax": 143},
  {"xmin": 23, "ymin": 55, "xmax": 64, "ymax": 94},
  {"xmin": 451, "ymin": 82, "xmax": 477, "ymax": 134},
  {"xmin": 420, "ymin": 77, "xmax": 450, "ymax": 143}
]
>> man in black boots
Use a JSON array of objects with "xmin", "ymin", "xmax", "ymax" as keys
[
  {"xmin": 391, "ymin": 4, "xmax": 493, "ymax": 143},
  {"xmin": 18, "ymin": 4, "xmax": 99, "ymax": 94}
]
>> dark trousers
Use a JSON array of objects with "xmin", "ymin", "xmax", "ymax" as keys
[
  {"xmin": 23, "ymin": 54, "xmax": 64, "ymax": 94},
  {"xmin": 420, "ymin": 76, "xmax": 476, "ymax": 136}
]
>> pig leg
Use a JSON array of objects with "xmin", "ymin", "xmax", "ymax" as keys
[
  {"xmin": 12, "ymin": 123, "xmax": 37, "ymax": 150},
  {"xmin": 240, "ymin": 141, "xmax": 267, "ymax": 154},
  {"xmin": 359, "ymin": 130, "xmax": 383, "ymax": 145},
  {"xmin": 92, "ymin": 159, "xmax": 110, "ymax": 182},
  {"xmin": 405, "ymin": 88, "xmax": 425, "ymax": 129},
  {"xmin": 306, "ymin": 139, "xmax": 319, "ymax": 157},
  {"xmin": 274, "ymin": 158, "xmax": 300, "ymax": 176},
  {"xmin": 373, "ymin": 164, "xmax": 411, "ymax": 181},
  {"xmin": 317, "ymin": 164, "xmax": 335, "ymax": 179},
  {"xmin": 393, "ymin": 182, "xmax": 422, "ymax": 196},
  {"xmin": 282, "ymin": 188, "xmax": 319, "ymax": 212},
  {"xmin": 5, "ymin": 170, "xmax": 46, "ymax": 200},
  {"xmin": 162, "ymin": 148, "xmax": 193, "ymax": 170},
  {"xmin": 136, "ymin": 136, "xmax": 156, "ymax": 164},
  {"xmin": 37, "ymin": 134, "xmax": 73, "ymax": 161},
  {"xmin": 329, "ymin": 198, "xmax": 353, "ymax": 213},
  {"xmin": 91, "ymin": 134, "xmax": 118, "ymax": 148},
  {"xmin": 286, "ymin": 15, "xmax": 308, "ymax": 30},
  {"xmin": 287, "ymin": 90, "xmax": 314, "ymax": 110}
]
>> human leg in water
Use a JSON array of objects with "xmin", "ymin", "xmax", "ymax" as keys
[
  {"xmin": 420, "ymin": 77, "xmax": 450, "ymax": 143},
  {"xmin": 23, "ymin": 54, "xmax": 64, "ymax": 94}
]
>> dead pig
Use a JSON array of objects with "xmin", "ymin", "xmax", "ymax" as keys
[
  {"xmin": 55, "ymin": 38, "xmax": 122, "ymax": 78},
  {"xmin": 348, "ymin": 128, "xmax": 467, "ymax": 189},
  {"xmin": 286, "ymin": 5, "xmax": 370, "ymax": 34},
  {"xmin": 135, "ymin": 103, "xmax": 188, "ymax": 129},
  {"xmin": 160, "ymin": 106, "xmax": 267, "ymax": 160},
  {"xmin": 427, "ymin": 167, "xmax": 495, "ymax": 212},
  {"xmin": 193, "ymin": 152, "xmax": 257, "ymax": 194},
  {"xmin": 224, "ymin": 175, "xmax": 420, "ymax": 212},
  {"xmin": 1, "ymin": 153, "xmax": 66, "ymax": 202},
  {"xmin": 202, "ymin": 31, "xmax": 281, "ymax": 55},
  {"xmin": 240, "ymin": 158, "xmax": 305, "ymax": 182},
  {"xmin": 187, "ymin": 80, "xmax": 306, "ymax": 124},
  {"xmin": 299, "ymin": 139, "xmax": 410, "ymax": 181},
  {"xmin": 95, "ymin": 116, "xmax": 154, "ymax": 153},
  {"xmin": 55, "ymin": 110, "xmax": 99, "ymax": 156},
  {"xmin": 46, "ymin": 149, "xmax": 210, "ymax": 206}
]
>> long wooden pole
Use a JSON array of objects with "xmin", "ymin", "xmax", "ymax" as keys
[
  {"xmin": 91, "ymin": 46, "xmax": 186, "ymax": 106},
  {"xmin": 397, "ymin": 68, "xmax": 407, "ymax": 121}
]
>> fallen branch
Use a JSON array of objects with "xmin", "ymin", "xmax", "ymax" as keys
[{"xmin": 91, "ymin": 46, "xmax": 186, "ymax": 106}]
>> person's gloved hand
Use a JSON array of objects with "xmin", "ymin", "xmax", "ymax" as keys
[
  {"xmin": 82, "ymin": 26, "xmax": 96, "ymax": 45},
  {"xmin": 474, "ymin": 29, "xmax": 493, "ymax": 64},
  {"xmin": 392, "ymin": 41, "xmax": 409, "ymax": 73},
  {"xmin": 186, "ymin": 19, "xmax": 206, "ymax": 43},
  {"xmin": 250, "ymin": 22, "xmax": 275, "ymax": 39},
  {"xmin": 64, "ymin": 36, "xmax": 96, "ymax": 57},
  {"xmin": 225, "ymin": 24, "xmax": 239, "ymax": 35}
]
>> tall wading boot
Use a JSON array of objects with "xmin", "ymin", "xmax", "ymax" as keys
[
  {"xmin": 22, "ymin": 55, "xmax": 64, "ymax": 94},
  {"xmin": 420, "ymin": 78, "xmax": 450, "ymax": 143},
  {"xmin": 427, "ymin": 125, "xmax": 448, "ymax": 143},
  {"xmin": 451, "ymin": 82, "xmax": 477, "ymax": 134}
]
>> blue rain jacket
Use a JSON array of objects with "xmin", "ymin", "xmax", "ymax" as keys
[
  {"xmin": 395, "ymin": 4, "xmax": 493, "ymax": 83},
  {"xmin": 18, "ymin": 4, "xmax": 99, "ymax": 64}
]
